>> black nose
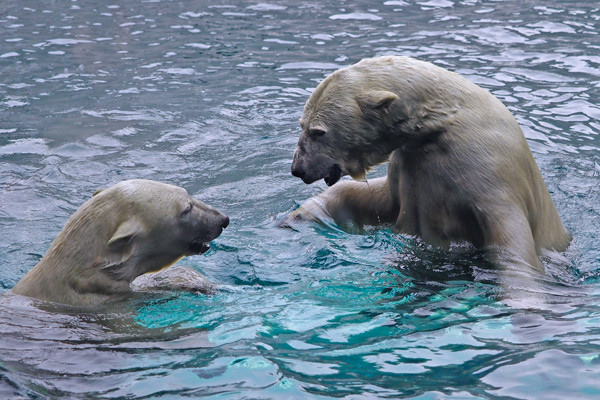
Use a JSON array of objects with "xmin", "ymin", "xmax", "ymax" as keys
[
  {"xmin": 221, "ymin": 215, "xmax": 230, "ymax": 229},
  {"xmin": 291, "ymin": 164, "xmax": 305, "ymax": 179}
]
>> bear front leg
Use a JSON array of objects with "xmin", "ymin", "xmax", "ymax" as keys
[
  {"xmin": 130, "ymin": 265, "xmax": 216, "ymax": 294},
  {"xmin": 282, "ymin": 176, "xmax": 399, "ymax": 231}
]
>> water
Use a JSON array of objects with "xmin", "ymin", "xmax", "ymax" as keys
[{"xmin": 1, "ymin": 0, "xmax": 599, "ymax": 398}]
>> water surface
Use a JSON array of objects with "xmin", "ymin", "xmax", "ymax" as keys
[{"xmin": 1, "ymin": 0, "xmax": 600, "ymax": 398}]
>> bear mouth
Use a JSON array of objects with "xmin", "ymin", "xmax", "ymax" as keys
[
  {"xmin": 324, "ymin": 164, "xmax": 342, "ymax": 186},
  {"xmin": 188, "ymin": 239, "xmax": 210, "ymax": 255}
]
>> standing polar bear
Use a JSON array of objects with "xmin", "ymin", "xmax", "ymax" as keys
[
  {"xmin": 289, "ymin": 56, "xmax": 570, "ymax": 272},
  {"xmin": 12, "ymin": 179, "xmax": 229, "ymax": 306}
]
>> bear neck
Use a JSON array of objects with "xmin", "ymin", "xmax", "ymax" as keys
[{"xmin": 374, "ymin": 56, "xmax": 491, "ymax": 156}]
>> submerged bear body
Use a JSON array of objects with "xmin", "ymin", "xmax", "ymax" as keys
[{"xmin": 290, "ymin": 56, "xmax": 570, "ymax": 271}]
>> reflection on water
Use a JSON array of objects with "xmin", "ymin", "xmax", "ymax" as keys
[{"xmin": 1, "ymin": 0, "xmax": 600, "ymax": 398}]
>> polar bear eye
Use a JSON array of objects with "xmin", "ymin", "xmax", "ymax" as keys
[
  {"xmin": 179, "ymin": 203, "xmax": 193, "ymax": 217},
  {"xmin": 309, "ymin": 128, "xmax": 326, "ymax": 137}
]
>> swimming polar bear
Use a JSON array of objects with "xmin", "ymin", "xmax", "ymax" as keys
[
  {"xmin": 288, "ymin": 56, "xmax": 571, "ymax": 272},
  {"xmin": 12, "ymin": 179, "xmax": 229, "ymax": 306}
]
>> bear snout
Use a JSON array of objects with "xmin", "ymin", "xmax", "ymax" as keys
[
  {"xmin": 291, "ymin": 149, "xmax": 313, "ymax": 183},
  {"xmin": 291, "ymin": 151, "xmax": 343, "ymax": 186},
  {"xmin": 291, "ymin": 161, "xmax": 306, "ymax": 181},
  {"xmin": 219, "ymin": 214, "xmax": 230, "ymax": 229},
  {"xmin": 210, "ymin": 211, "xmax": 229, "ymax": 238}
]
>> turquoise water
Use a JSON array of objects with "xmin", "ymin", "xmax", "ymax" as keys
[{"xmin": 1, "ymin": 0, "xmax": 600, "ymax": 398}]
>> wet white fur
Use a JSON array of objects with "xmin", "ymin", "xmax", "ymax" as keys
[
  {"xmin": 290, "ymin": 56, "xmax": 571, "ymax": 272},
  {"xmin": 13, "ymin": 179, "xmax": 227, "ymax": 306}
]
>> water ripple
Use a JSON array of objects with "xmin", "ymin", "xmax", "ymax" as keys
[{"xmin": 1, "ymin": 0, "xmax": 600, "ymax": 398}]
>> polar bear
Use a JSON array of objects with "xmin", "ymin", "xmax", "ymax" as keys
[
  {"xmin": 288, "ymin": 56, "xmax": 571, "ymax": 272},
  {"xmin": 12, "ymin": 179, "xmax": 229, "ymax": 306}
]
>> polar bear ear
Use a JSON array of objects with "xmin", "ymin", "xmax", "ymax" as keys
[
  {"xmin": 107, "ymin": 219, "xmax": 142, "ymax": 250},
  {"xmin": 355, "ymin": 90, "xmax": 398, "ymax": 113}
]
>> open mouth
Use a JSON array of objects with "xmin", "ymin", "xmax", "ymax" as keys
[
  {"xmin": 188, "ymin": 239, "xmax": 210, "ymax": 254},
  {"xmin": 323, "ymin": 164, "xmax": 342, "ymax": 186}
]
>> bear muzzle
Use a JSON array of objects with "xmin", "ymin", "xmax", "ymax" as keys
[
  {"xmin": 291, "ymin": 160, "xmax": 307, "ymax": 181},
  {"xmin": 291, "ymin": 150, "xmax": 343, "ymax": 186},
  {"xmin": 187, "ymin": 212, "xmax": 229, "ymax": 255}
]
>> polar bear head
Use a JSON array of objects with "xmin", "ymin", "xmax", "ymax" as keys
[
  {"xmin": 12, "ymin": 179, "xmax": 229, "ymax": 305},
  {"xmin": 94, "ymin": 179, "xmax": 229, "ymax": 282},
  {"xmin": 290, "ymin": 56, "xmax": 461, "ymax": 187},
  {"xmin": 291, "ymin": 61, "xmax": 403, "ymax": 186}
]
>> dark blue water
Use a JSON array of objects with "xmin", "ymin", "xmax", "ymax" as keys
[{"xmin": 1, "ymin": 1, "xmax": 600, "ymax": 398}]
